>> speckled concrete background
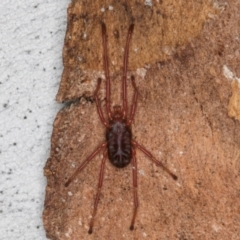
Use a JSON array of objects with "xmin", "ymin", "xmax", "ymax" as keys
[
  {"xmin": 0, "ymin": 1, "xmax": 69, "ymax": 239},
  {"xmin": 43, "ymin": 0, "xmax": 240, "ymax": 240}
]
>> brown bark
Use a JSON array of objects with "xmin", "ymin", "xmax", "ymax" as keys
[{"xmin": 43, "ymin": 1, "xmax": 240, "ymax": 239}]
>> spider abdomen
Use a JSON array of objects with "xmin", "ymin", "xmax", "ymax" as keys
[{"xmin": 106, "ymin": 121, "xmax": 132, "ymax": 168}]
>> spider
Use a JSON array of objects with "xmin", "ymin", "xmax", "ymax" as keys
[{"xmin": 65, "ymin": 22, "xmax": 177, "ymax": 234}]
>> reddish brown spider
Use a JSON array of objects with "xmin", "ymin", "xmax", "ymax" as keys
[{"xmin": 65, "ymin": 22, "xmax": 177, "ymax": 234}]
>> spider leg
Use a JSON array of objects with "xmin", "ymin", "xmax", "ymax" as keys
[
  {"xmin": 94, "ymin": 78, "xmax": 109, "ymax": 128},
  {"xmin": 88, "ymin": 150, "xmax": 108, "ymax": 234},
  {"xmin": 122, "ymin": 24, "xmax": 134, "ymax": 119},
  {"xmin": 130, "ymin": 147, "xmax": 138, "ymax": 231},
  {"xmin": 132, "ymin": 141, "xmax": 178, "ymax": 180},
  {"xmin": 101, "ymin": 23, "xmax": 112, "ymax": 120},
  {"xmin": 128, "ymin": 76, "xmax": 138, "ymax": 125},
  {"xmin": 65, "ymin": 142, "xmax": 107, "ymax": 187}
]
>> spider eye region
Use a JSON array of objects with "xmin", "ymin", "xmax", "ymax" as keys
[{"xmin": 106, "ymin": 121, "xmax": 132, "ymax": 168}]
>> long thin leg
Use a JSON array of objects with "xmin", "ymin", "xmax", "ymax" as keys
[
  {"xmin": 65, "ymin": 142, "xmax": 107, "ymax": 187},
  {"xmin": 130, "ymin": 148, "xmax": 138, "ymax": 231},
  {"xmin": 94, "ymin": 78, "xmax": 109, "ymax": 128},
  {"xmin": 101, "ymin": 23, "xmax": 112, "ymax": 120},
  {"xmin": 122, "ymin": 24, "xmax": 134, "ymax": 119},
  {"xmin": 128, "ymin": 76, "xmax": 138, "ymax": 125},
  {"xmin": 132, "ymin": 141, "xmax": 178, "ymax": 180},
  {"xmin": 88, "ymin": 150, "xmax": 108, "ymax": 234}
]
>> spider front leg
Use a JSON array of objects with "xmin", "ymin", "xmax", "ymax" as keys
[
  {"xmin": 122, "ymin": 24, "xmax": 134, "ymax": 119},
  {"xmin": 128, "ymin": 76, "xmax": 138, "ymax": 125},
  {"xmin": 101, "ymin": 23, "xmax": 112, "ymax": 120},
  {"xmin": 94, "ymin": 78, "xmax": 109, "ymax": 128}
]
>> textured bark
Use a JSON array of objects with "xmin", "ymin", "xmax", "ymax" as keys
[
  {"xmin": 56, "ymin": 0, "xmax": 217, "ymax": 102},
  {"xmin": 43, "ymin": 0, "xmax": 240, "ymax": 239}
]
